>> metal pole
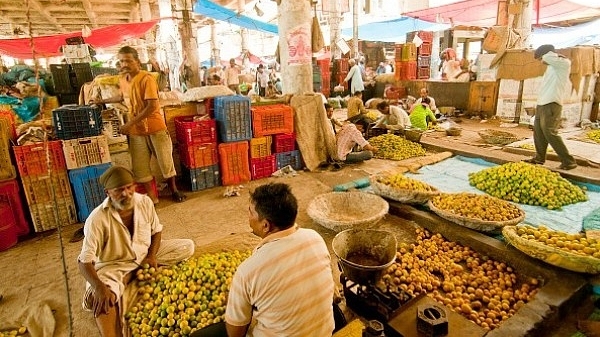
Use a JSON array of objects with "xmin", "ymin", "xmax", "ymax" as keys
[{"xmin": 352, "ymin": 0, "xmax": 358, "ymax": 58}]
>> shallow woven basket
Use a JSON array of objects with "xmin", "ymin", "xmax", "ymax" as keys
[
  {"xmin": 405, "ymin": 129, "xmax": 424, "ymax": 143},
  {"xmin": 370, "ymin": 176, "xmax": 440, "ymax": 204},
  {"xmin": 445, "ymin": 127, "xmax": 462, "ymax": 136},
  {"xmin": 427, "ymin": 198, "xmax": 525, "ymax": 233},
  {"xmin": 503, "ymin": 226, "xmax": 600, "ymax": 274},
  {"xmin": 307, "ymin": 192, "xmax": 389, "ymax": 233},
  {"xmin": 478, "ymin": 129, "xmax": 519, "ymax": 146}
]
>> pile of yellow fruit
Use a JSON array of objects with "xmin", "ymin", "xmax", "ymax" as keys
[
  {"xmin": 380, "ymin": 228, "xmax": 539, "ymax": 331},
  {"xmin": 126, "ymin": 250, "xmax": 251, "ymax": 336},
  {"xmin": 587, "ymin": 130, "xmax": 600, "ymax": 144},
  {"xmin": 515, "ymin": 224, "xmax": 600, "ymax": 258},
  {"xmin": 368, "ymin": 134, "xmax": 426, "ymax": 161},
  {"xmin": 365, "ymin": 109, "xmax": 381, "ymax": 121},
  {"xmin": 375, "ymin": 173, "xmax": 437, "ymax": 192},
  {"xmin": 431, "ymin": 193, "xmax": 523, "ymax": 222},
  {"xmin": 468, "ymin": 162, "xmax": 587, "ymax": 210},
  {"xmin": 0, "ymin": 327, "xmax": 27, "ymax": 337}
]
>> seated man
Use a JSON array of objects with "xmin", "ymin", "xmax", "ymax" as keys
[
  {"xmin": 326, "ymin": 103, "xmax": 343, "ymax": 135},
  {"xmin": 78, "ymin": 166, "xmax": 195, "ymax": 336},
  {"xmin": 225, "ymin": 183, "xmax": 336, "ymax": 337},
  {"xmin": 346, "ymin": 91, "xmax": 374, "ymax": 132},
  {"xmin": 410, "ymin": 88, "xmax": 438, "ymax": 115},
  {"xmin": 374, "ymin": 101, "xmax": 411, "ymax": 132},
  {"xmin": 336, "ymin": 122, "xmax": 378, "ymax": 164},
  {"xmin": 409, "ymin": 97, "xmax": 437, "ymax": 131}
]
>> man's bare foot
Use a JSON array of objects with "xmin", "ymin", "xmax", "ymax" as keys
[{"xmin": 578, "ymin": 320, "xmax": 600, "ymax": 337}]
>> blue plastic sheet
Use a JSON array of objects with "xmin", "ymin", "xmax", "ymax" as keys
[
  {"xmin": 12, "ymin": 96, "xmax": 40, "ymax": 122},
  {"xmin": 405, "ymin": 156, "xmax": 600, "ymax": 234}
]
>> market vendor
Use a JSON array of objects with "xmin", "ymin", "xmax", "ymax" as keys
[
  {"xmin": 409, "ymin": 97, "xmax": 437, "ymax": 131},
  {"xmin": 336, "ymin": 122, "xmax": 378, "ymax": 164},
  {"xmin": 346, "ymin": 91, "xmax": 375, "ymax": 132},
  {"xmin": 77, "ymin": 166, "xmax": 194, "ymax": 336},
  {"xmin": 410, "ymin": 88, "xmax": 437, "ymax": 115},
  {"xmin": 225, "ymin": 183, "xmax": 336, "ymax": 337},
  {"xmin": 374, "ymin": 101, "xmax": 411, "ymax": 131}
]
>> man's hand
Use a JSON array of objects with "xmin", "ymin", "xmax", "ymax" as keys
[
  {"xmin": 141, "ymin": 254, "xmax": 158, "ymax": 269},
  {"xmin": 92, "ymin": 283, "xmax": 117, "ymax": 317},
  {"xmin": 119, "ymin": 122, "xmax": 133, "ymax": 135}
]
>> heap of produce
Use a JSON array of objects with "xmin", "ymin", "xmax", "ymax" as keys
[
  {"xmin": 587, "ymin": 130, "xmax": 600, "ymax": 144},
  {"xmin": 365, "ymin": 110, "xmax": 381, "ymax": 121},
  {"xmin": 368, "ymin": 134, "xmax": 426, "ymax": 161},
  {"xmin": 125, "ymin": 250, "xmax": 251, "ymax": 336},
  {"xmin": 468, "ymin": 162, "xmax": 587, "ymax": 210},
  {"xmin": 430, "ymin": 193, "xmax": 523, "ymax": 222},
  {"xmin": 379, "ymin": 228, "xmax": 540, "ymax": 331},
  {"xmin": 0, "ymin": 327, "xmax": 27, "ymax": 337},
  {"xmin": 374, "ymin": 173, "xmax": 437, "ymax": 192},
  {"xmin": 515, "ymin": 224, "xmax": 600, "ymax": 258}
]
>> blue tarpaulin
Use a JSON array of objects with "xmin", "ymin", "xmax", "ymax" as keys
[
  {"xmin": 193, "ymin": 0, "xmax": 278, "ymax": 35},
  {"xmin": 531, "ymin": 17, "xmax": 600, "ymax": 48},
  {"xmin": 341, "ymin": 17, "xmax": 449, "ymax": 43}
]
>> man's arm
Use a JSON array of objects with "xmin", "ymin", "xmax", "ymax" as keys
[
  {"xmin": 140, "ymin": 231, "xmax": 161, "ymax": 268},
  {"xmin": 120, "ymin": 98, "xmax": 159, "ymax": 134},
  {"xmin": 78, "ymin": 260, "xmax": 117, "ymax": 317},
  {"xmin": 226, "ymin": 323, "xmax": 249, "ymax": 337}
]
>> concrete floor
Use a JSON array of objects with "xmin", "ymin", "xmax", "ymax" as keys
[{"xmin": 1, "ymin": 117, "xmax": 599, "ymax": 336}]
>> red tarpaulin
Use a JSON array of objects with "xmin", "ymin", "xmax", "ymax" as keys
[{"xmin": 0, "ymin": 20, "xmax": 159, "ymax": 59}]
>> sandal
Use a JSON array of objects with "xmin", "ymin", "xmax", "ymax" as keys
[
  {"xmin": 69, "ymin": 227, "xmax": 85, "ymax": 243},
  {"xmin": 171, "ymin": 191, "xmax": 187, "ymax": 203}
]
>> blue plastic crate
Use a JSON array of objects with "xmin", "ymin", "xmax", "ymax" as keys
[
  {"xmin": 213, "ymin": 96, "xmax": 252, "ymax": 142},
  {"xmin": 181, "ymin": 164, "xmax": 221, "ymax": 191},
  {"xmin": 275, "ymin": 150, "xmax": 303, "ymax": 170},
  {"xmin": 68, "ymin": 163, "xmax": 111, "ymax": 222},
  {"xmin": 53, "ymin": 104, "xmax": 103, "ymax": 140}
]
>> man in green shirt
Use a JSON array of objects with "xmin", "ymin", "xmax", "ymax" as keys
[{"xmin": 409, "ymin": 97, "xmax": 437, "ymax": 131}]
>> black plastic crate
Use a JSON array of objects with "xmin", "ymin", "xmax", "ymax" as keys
[
  {"xmin": 49, "ymin": 64, "xmax": 73, "ymax": 94},
  {"xmin": 71, "ymin": 63, "xmax": 94, "ymax": 87},
  {"xmin": 90, "ymin": 67, "xmax": 119, "ymax": 78},
  {"xmin": 57, "ymin": 93, "xmax": 79, "ymax": 105},
  {"xmin": 52, "ymin": 105, "xmax": 103, "ymax": 140}
]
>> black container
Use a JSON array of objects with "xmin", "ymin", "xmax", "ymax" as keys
[{"xmin": 50, "ymin": 64, "xmax": 73, "ymax": 94}]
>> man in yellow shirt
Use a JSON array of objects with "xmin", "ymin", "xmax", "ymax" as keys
[{"xmin": 346, "ymin": 91, "xmax": 374, "ymax": 132}]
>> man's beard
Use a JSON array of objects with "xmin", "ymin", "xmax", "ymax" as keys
[{"xmin": 111, "ymin": 198, "xmax": 133, "ymax": 211}]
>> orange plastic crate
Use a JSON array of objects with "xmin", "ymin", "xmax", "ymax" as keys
[
  {"xmin": 13, "ymin": 141, "xmax": 67, "ymax": 177},
  {"xmin": 419, "ymin": 42, "xmax": 432, "ymax": 56},
  {"xmin": 418, "ymin": 67, "xmax": 430, "ymax": 79},
  {"xmin": 250, "ymin": 136, "xmax": 272, "ymax": 158},
  {"xmin": 399, "ymin": 61, "xmax": 417, "ymax": 80},
  {"xmin": 0, "ymin": 106, "xmax": 17, "ymax": 141},
  {"xmin": 21, "ymin": 170, "xmax": 73, "ymax": 205},
  {"xmin": 179, "ymin": 142, "xmax": 218, "ymax": 168},
  {"xmin": 218, "ymin": 141, "xmax": 250, "ymax": 186},
  {"xmin": 251, "ymin": 104, "xmax": 294, "ymax": 137}
]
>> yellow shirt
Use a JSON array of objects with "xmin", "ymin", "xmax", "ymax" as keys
[
  {"xmin": 128, "ymin": 70, "xmax": 166, "ymax": 136},
  {"xmin": 347, "ymin": 96, "xmax": 367, "ymax": 120}
]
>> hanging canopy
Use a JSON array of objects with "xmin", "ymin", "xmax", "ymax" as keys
[
  {"xmin": 0, "ymin": 20, "xmax": 159, "ymax": 59},
  {"xmin": 193, "ymin": 0, "xmax": 278, "ymax": 35},
  {"xmin": 402, "ymin": 0, "xmax": 600, "ymax": 27},
  {"xmin": 531, "ymin": 17, "xmax": 600, "ymax": 48},
  {"xmin": 340, "ymin": 17, "xmax": 449, "ymax": 43}
]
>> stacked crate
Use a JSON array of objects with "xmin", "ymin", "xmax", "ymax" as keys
[
  {"xmin": 175, "ymin": 116, "xmax": 220, "ymax": 191},
  {"xmin": 249, "ymin": 136, "xmax": 275, "ymax": 180},
  {"xmin": 317, "ymin": 59, "xmax": 331, "ymax": 97},
  {"xmin": 214, "ymin": 96, "xmax": 252, "ymax": 186},
  {"xmin": 13, "ymin": 141, "xmax": 77, "ymax": 232},
  {"xmin": 53, "ymin": 104, "xmax": 112, "ymax": 224},
  {"xmin": 251, "ymin": 104, "xmax": 300, "ymax": 172},
  {"xmin": 407, "ymin": 31, "xmax": 434, "ymax": 80},
  {"xmin": 334, "ymin": 58, "xmax": 349, "ymax": 92},
  {"xmin": 396, "ymin": 42, "xmax": 417, "ymax": 81}
]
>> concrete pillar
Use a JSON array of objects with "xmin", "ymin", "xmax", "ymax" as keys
[
  {"xmin": 139, "ymin": 0, "xmax": 154, "ymax": 61},
  {"xmin": 513, "ymin": 0, "xmax": 533, "ymax": 48},
  {"xmin": 277, "ymin": 0, "xmax": 313, "ymax": 95},
  {"xmin": 352, "ymin": 0, "xmax": 359, "ymax": 58},
  {"xmin": 210, "ymin": 22, "xmax": 221, "ymax": 67},
  {"xmin": 158, "ymin": 0, "xmax": 180, "ymax": 90},
  {"xmin": 329, "ymin": 0, "xmax": 341, "ymax": 59},
  {"xmin": 177, "ymin": 0, "xmax": 200, "ymax": 87},
  {"xmin": 241, "ymin": 28, "xmax": 249, "ymax": 67}
]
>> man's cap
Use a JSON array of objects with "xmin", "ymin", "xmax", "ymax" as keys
[
  {"xmin": 99, "ymin": 166, "xmax": 135, "ymax": 190},
  {"xmin": 534, "ymin": 44, "xmax": 555, "ymax": 59}
]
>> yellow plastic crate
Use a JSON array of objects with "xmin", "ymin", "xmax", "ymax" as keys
[{"xmin": 249, "ymin": 136, "xmax": 272, "ymax": 158}]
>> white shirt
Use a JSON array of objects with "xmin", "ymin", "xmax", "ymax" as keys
[
  {"xmin": 374, "ymin": 105, "xmax": 411, "ymax": 130},
  {"xmin": 413, "ymin": 96, "xmax": 437, "ymax": 112},
  {"xmin": 537, "ymin": 51, "xmax": 571, "ymax": 106}
]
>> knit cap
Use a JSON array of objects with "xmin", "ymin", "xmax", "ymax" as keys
[{"xmin": 99, "ymin": 166, "xmax": 135, "ymax": 190}]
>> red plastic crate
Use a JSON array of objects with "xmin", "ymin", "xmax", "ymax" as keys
[
  {"xmin": 406, "ymin": 31, "xmax": 434, "ymax": 44},
  {"xmin": 0, "ymin": 201, "xmax": 17, "ymax": 251},
  {"xmin": 317, "ymin": 59, "xmax": 330, "ymax": 73},
  {"xmin": 417, "ymin": 56, "xmax": 431, "ymax": 68},
  {"xmin": 399, "ymin": 61, "xmax": 417, "ymax": 80},
  {"xmin": 250, "ymin": 155, "xmax": 276, "ymax": 180},
  {"xmin": 251, "ymin": 105, "xmax": 294, "ymax": 137},
  {"xmin": 174, "ymin": 116, "xmax": 217, "ymax": 145},
  {"xmin": 0, "ymin": 179, "xmax": 30, "ymax": 236},
  {"xmin": 203, "ymin": 97, "xmax": 214, "ymax": 117},
  {"xmin": 418, "ymin": 67, "xmax": 430, "ymax": 79},
  {"xmin": 13, "ymin": 141, "xmax": 67, "ymax": 177},
  {"xmin": 179, "ymin": 142, "xmax": 218, "ymax": 168},
  {"xmin": 335, "ymin": 58, "xmax": 349, "ymax": 72},
  {"xmin": 135, "ymin": 178, "xmax": 158, "ymax": 199},
  {"xmin": 218, "ymin": 141, "xmax": 250, "ymax": 186},
  {"xmin": 419, "ymin": 42, "xmax": 432, "ymax": 56},
  {"xmin": 273, "ymin": 133, "xmax": 296, "ymax": 153}
]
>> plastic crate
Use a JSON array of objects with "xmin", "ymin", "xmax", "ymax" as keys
[
  {"xmin": 250, "ymin": 136, "xmax": 272, "ymax": 158},
  {"xmin": 57, "ymin": 93, "xmax": 79, "ymax": 106},
  {"xmin": 49, "ymin": 64, "xmax": 74, "ymax": 94},
  {"xmin": 163, "ymin": 103, "xmax": 201, "ymax": 144},
  {"xmin": 174, "ymin": 116, "xmax": 217, "ymax": 145},
  {"xmin": 53, "ymin": 104, "xmax": 103, "ymax": 140},
  {"xmin": 335, "ymin": 59, "xmax": 349, "ymax": 72},
  {"xmin": 418, "ymin": 67, "xmax": 430, "ymax": 80},
  {"xmin": 28, "ymin": 197, "xmax": 77, "ymax": 232},
  {"xmin": 406, "ymin": 31, "xmax": 434, "ymax": 44},
  {"xmin": 251, "ymin": 155, "xmax": 276, "ymax": 180},
  {"xmin": 273, "ymin": 133, "xmax": 296, "ymax": 153},
  {"xmin": 62, "ymin": 135, "xmax": 111, "ymax": 169},
  {"xmin": 214, "ymin": 96, "xmax": 252, "ymax": 142},
  {"xmin": 21, "ymin": 170, "xmax": 73, "ymax": 205},
  {"xmin": 419, "ymin": 42, "xmax": 432, "ymax": 56},
  {"xmin": 0, "ymin": 201, "xmax": 17, "ymax": 251},
  {"xmin": 218, "ymin": 141, "xmax": 251, "ymax": 186},
  {"xmin": 135, "ymin": 178, "xmax": 158, "ymax": 199},
  {"xmin": 251, "ymin": 104, "xmax": 294, "ymax": 137},
  {"xmin": 203, "ymin": 97, "xmax": 214, "ymax": 117},
  {"xmin": 71, "ymin": 63, "xmax": 94, "ymax": 88},
  {"xmin": 0, "ymin": 179, "xmax": 30, "ymax": 236},
  {"xmin": 0, "ymin": 107, "xmax": 17, "ymax": 141},
  {"xmin": 181, "ymin": 164, "xmax": 221, "ymax": 191},
  {"xmin": 399, "ymin": 61, "xmax": 417, "ymax": 80},
  {"xmin": 0, "ymin": 126, "xmax": 16, "ymax": 182},
  {"xmin": 417, "ymin": 56, "xmax": 431, "ymax": 68},
  {"xmin": 178, "ymin": 142, "xmax": 218, "ymax": 168},
  {"xmin": 13, "ymin": 141, "xmax": 67, "ymax": 177},
  {"xmin": 68, "ymin": 163, "xmax": 111, "ymax": 222},
  {"xmin": 275, "ymin": 150, "xmax": 303, "ymax": 170},
  {"xmin": 394, "ymin": 44, "xmax": 403, "ymax": 61},
  {"xmin": 401, "ymin": 43, "xmax": 417, "ymax": 61}
]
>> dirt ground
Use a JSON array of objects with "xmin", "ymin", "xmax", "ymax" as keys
[{"xmin": 1, "ymin": 116, "xmax": 599, "ymax": 336}]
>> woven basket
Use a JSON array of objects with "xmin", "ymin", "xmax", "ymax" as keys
[
  {"xmin": 405, "ymin": 129, "xmax": 423, "ymax": 143},
  {"xmin": 445, "ymin": 127, "xmax": 462, "ymax": 136},
  {"xmin": 307, "ymin": 192, "xmax": 389, "ymax": 233},
  {"xmin": 503, "ymin": 226, "xmax": 600, "ymax": 274},
  {"xmin": 478, "ymin": 129, "xmax": 519, "ymax": 146},
  {"xmin": 427, "ymin": 198, "xmax": 525, "ymax": 233},
  {"xmin": 370, "ymin": 176, "xmax": 439, "ymax": 204}
]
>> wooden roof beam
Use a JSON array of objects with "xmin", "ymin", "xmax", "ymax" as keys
[
  {"xmin": 26, "ymin": 0, "xmax": 68, "ymax": 32},
  {"xmin": 81, "ymin": 0, "xmax": 99, "ymax": 27}
]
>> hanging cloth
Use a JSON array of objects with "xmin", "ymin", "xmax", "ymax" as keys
[{"xmin": 311, "ymin": 16, "xmax": 325, "ymax": 53}]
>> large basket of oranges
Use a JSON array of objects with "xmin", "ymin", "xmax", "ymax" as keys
[
  {"xmin": 370, "ymin": 173, "xmax": 439, "ymax": 204},
  {"xmin": 503, "ymin": 225, "xmax": 600, "ymax": 274},
  {"xmin": 428, "ymin": 193, "xmax": 525, "ymax": 233}
]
